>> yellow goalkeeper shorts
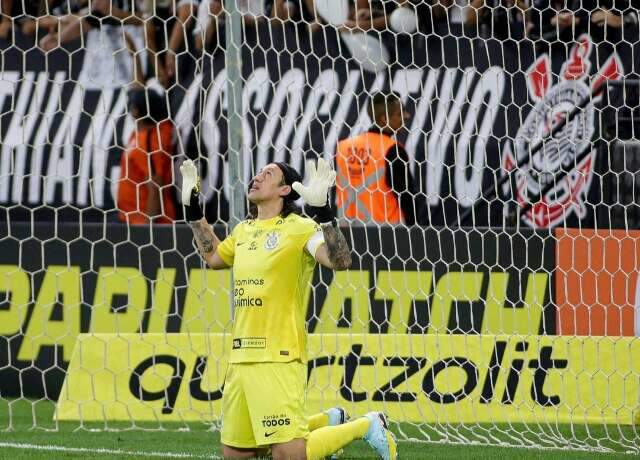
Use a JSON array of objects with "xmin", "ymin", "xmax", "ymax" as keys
[{"xmin": 220, "ymin": 361, "xmax": 309, "ymax": 448}]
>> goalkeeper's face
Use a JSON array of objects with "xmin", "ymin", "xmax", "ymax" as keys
[{"xmin": 248, "ymin": 164, "xmax": 291, "ymax": 204}]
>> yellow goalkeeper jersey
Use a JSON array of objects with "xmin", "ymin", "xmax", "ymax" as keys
[{"xmin": 216, "ymin": 213, "xmax": 324, "ymax": 363}]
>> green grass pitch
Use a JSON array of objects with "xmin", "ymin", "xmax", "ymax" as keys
[{"xmin": 1, "ymin": 400, "xmax": 637, "ymax": 459}]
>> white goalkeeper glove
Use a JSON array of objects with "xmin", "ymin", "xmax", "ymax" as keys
[
  {"xmin": 179, "ymin": 159, "xmax": 203, "ymax": 221},
  {"xmin": 292, "ymin": 158, "xmax": 336, "ymax": 207},
  {"xmin": 179, "ymin": 159, "xmax": 200, "ymax": 206},
  {"xmin": 292, "ymin": 158, "xmax": 337, "ymax": 224}
]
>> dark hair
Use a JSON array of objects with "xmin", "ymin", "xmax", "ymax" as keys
[
  {"xmin": 128, "ymin": 88, "xmax": 168, "ymax": 124},
  {"xmin": 368, "ymin": 91, "xmax": 402, "ymax": 124}
]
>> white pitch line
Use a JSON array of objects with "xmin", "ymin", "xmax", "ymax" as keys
[{"xmin": 0, "ymin": 441, "xmax": 220, "ymax": 458}]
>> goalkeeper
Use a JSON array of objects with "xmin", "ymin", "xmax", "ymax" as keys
[{"xmin": 181, "ymin": 158, "xmax": 397, "ymax": 460}]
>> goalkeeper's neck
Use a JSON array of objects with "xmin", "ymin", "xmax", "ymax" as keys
[{"xmin": 255, "ymin": 199, "xmax": 284, "ymax": 220}]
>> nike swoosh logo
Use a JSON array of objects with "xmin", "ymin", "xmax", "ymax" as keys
[
  {"xmin": 237, "ymin": 242, "xmax": 245, "ymax": 246},
  {"xmin": 264, "ymin": 431, "xmax": 278, "ymax": 437}
]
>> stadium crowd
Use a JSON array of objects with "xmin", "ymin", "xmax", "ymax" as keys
[{"xmin": 1, "ymin": 0, "xmax": 637, "ymax": 87}]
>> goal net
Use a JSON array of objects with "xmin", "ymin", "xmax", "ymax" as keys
[{"xmin": 1, "ymin": 0, "xmax": 639, "ymax": 454}]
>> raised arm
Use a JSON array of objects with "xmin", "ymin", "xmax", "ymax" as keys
[
  {"xmin": 165, "ymin": 2, "xmax": 198, "ymax": 83},
  {"xmin": 180, "ymin": 160, "xmax": 229, "ymax": 269},
  {"xmin": 189, "ymin": 217, "xmax": 228, "ymax": 268},
  {"xmin": 292, "ymin": 159, "xmax": 352, "ymax": 270},
  {"xmin": 91, "ymin": 0, "xmax": 144, "ymax": 25},
  {"xmin": 315, "ymin": 223, "xmax": 352, "ymax": 270}
]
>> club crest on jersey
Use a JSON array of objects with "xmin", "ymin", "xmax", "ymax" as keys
[
  {"xmin": 264, "ymin": 231, "xmax": 280, "ymax": 250},
  {"xmin": 502, "ymin": 34, "xmax": 622, "ymax": 228}
]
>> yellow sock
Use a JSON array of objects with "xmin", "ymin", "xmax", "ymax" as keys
[
  {"xmin": 305, "ymin": 417, "xmax": 370, "ymax": 460},
  {"xmin": 308, "ymin": 412, "xmax": 330, "ymax": 431}
]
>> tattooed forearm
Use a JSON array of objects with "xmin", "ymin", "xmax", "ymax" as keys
[
  {"xmin": 190, "ymin": 219, "xmax": 219, "ymax": 257},
  {"xmin": 322, "ymin": 223, "xmax": 352, "ymax": 270}
]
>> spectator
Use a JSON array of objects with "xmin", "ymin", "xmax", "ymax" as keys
[
  {"xmin": 39, "ymin": 0, "xmax": 145, "ymax": 89},
  {"xmin": 294, "ymin": 0, "xmax": 327, "ymax": 33},
  {"xmin": 528, "ymin": 0, "xmax": 639, "ymax": 43},
  {"xmin": 193, "ymin": 0, "xmax": 223, "ymax": 53},
  {"xmin": 589, "ymin": 1, "xmax": 639, "ymax": 43},
  {"xmin": 335, "ymin": 92, "xmax": 427, "ymax": 225},
  {"xmin": 118, "ymin": 88, "xmax": 177, "ymax": 224},
  {"xmin": 437, "ymin": 0, "xmax": 472, "ymax": 36},
  {"xmin": 194, "ymin": 0, "xmax": 320, "ymax": 54},
  {"xmin": 342, "ymin": 0, "xmax": 390, "ymax": 32},
  {"xmin": 528, "ymin": 0, "xmax": 585, "ymax": 42},
  {"xmin": 19, "ymin": 1, "xmax": 78, "ymax": 38},
  {"xmin": 164, "ymin": 0, "xmax": 199, "ymax": 86},
  {"xmin": 269, "ymin": 0, "xmax": 318, "ymax": 31},
  {"xmin": 0, "ymin": 0, "xmax": 44, "ymax": 39},
  {"xmin": 0, "ymin": 0, "xmax": 11, "ymax": 38},
  {"xmin": 466, "ymin": 0, "xmax": 528, "ymax": 40},
  {"xmin": 240, "ymin": 0, "xmax": 267, "ymax": 22},
  {"xmin": 402, "ymin": 0, "xmax": 448, "ymax": 36},
  {"xmin": 140, "ymin": 0, "xmax": 175, "ymax": 83}
]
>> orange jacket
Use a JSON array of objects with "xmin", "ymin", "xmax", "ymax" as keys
[
  {"xmin": 335, "ymin": 131, "xmax": 403, "ymax": 224},
  {"xmin": 118, "ymin": 121, "xmax": 177, "ymax": 224}
]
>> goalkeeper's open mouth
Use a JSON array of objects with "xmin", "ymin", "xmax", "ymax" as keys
[
  {"xmin": 248, "ymin": 182, "xmax": 262, "ymax": 202},
  {"xmin": 249, "ymin": 184, "xmax": 260, "ymax": 196}
]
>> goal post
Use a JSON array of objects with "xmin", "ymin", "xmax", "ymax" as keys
[{"xmin": 0, "ymin": 1, "xmax": 640, "ymax": 454}]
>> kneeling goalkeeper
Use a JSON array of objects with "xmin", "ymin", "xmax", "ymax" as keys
[{"xmin": 181, "ymin": 158, "xmax": 397, "ymax": 460}]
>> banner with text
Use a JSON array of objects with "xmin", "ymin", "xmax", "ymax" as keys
[
  {"xmin": 0, "ymin": 28, "xmax": 636, "ymax": 226},
  {"xmin": 56, "ymin": 333, "xmax": 640, "ymax": 425},
  {"xmin": 0, "ymin": 221, "xmax": 555, "ymax": 398}
]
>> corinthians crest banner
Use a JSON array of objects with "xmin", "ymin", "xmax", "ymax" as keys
[
  {"xmin": 0, "ymin": 27, "xmax": 636, "ymax": 228},
  {"xmin": 503, "ymin": 35, "xmax": 627, "ymax": 228}
]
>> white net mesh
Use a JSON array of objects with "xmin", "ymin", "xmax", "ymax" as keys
[{"xmin": 1, "ymin": 0, "xmax": 640, "ymax": 456}]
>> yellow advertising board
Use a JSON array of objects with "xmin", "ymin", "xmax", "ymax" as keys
[
  {"xmin": 56, "ymin": 334, "xmax": 640, "ymax": 424},
  {"xmin": 1, "ymin": 264, "xmax": 550, "ymax": 365}
]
